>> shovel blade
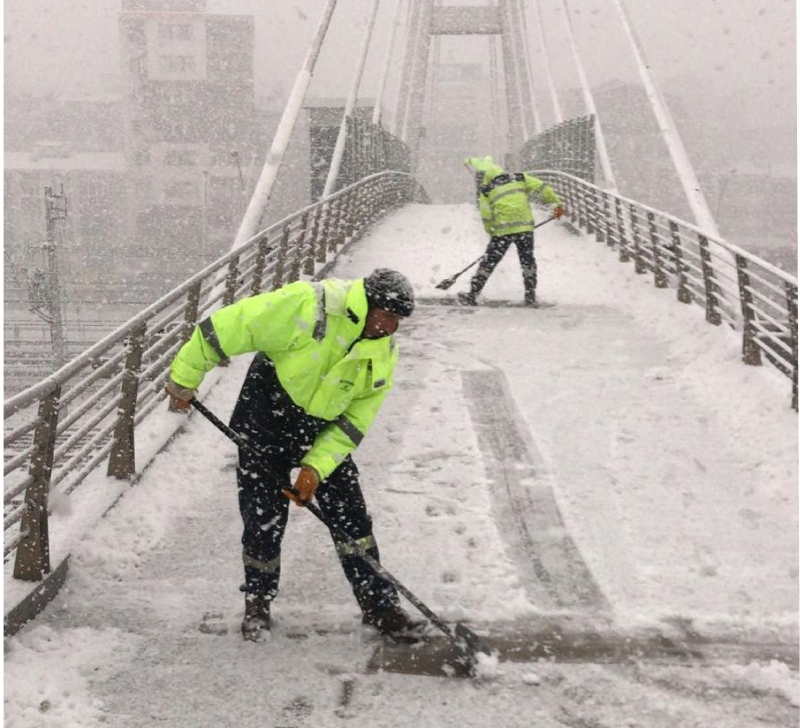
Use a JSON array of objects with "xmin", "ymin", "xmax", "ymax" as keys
[
  {"xmin": 435, "ymin": 278, "xmax": 455, "ymax": 290},
  {"xmin": 453, "ymin": 622, "xmax": 494, "ymax": 676},
  {"xmin": 367, "ymin": 628, "xmax": 494, "ymax": 679}
]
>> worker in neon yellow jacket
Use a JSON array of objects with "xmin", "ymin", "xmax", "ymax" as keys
[
  {"xmin": 460, "ymin": 156, "xmax": 565, "ymax": 306},
  {"xmin": 165, "ymin": 269, "xmax": 423, "ymax": 642}
]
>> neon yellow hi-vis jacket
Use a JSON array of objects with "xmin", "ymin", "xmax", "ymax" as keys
[
  {"xmin": 169, "ymin": 278, "xmax": 398, "ymax": 480},
  {"xmin": 464, "ymin": 156, "xmax": 562, "ymax": 236}
]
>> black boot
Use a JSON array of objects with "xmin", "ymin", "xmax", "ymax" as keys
[
  {"xmin": 241, "ymin": 594, "xmax": 271, "ymax": 642},
  {"xmin": 457, "ymin": 291, "xmax": 478, "ymax": 306},
  {"xmin": 524, "ymin": 289, "xmax": 537, "ymax": 307},
  {"xmin": 361, "ymin": 601, "xmax": 426, "ymax": 638}
]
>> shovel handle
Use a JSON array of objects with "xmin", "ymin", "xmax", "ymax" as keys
[
  {"xmin": 303, "ymin": 500, "xmax": 454, "ymax": 637},
  {"xmin": 190, "ymin": 398, "xmax": 251, "ymax": 451}
]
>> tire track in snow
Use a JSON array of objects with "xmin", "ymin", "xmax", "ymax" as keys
[{"xmin": 462, "ymin": 368, "xmax": 610, "ymax": 613}]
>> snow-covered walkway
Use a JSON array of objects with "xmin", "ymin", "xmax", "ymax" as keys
[{"xmin": 5, "ymin": 204, "xmax": 797, "ymax": 727}]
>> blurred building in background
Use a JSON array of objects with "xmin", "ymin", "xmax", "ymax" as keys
[
  {"xmin": 119, "ymin": 0, "xmax": 256, "ymax": 289},
  {"xmin": 4, "ymin": 0, "xmax": 261, "ymax": 392}
]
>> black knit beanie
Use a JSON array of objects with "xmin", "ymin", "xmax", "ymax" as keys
[{"xmin": 363, "ymin": 268, "xmax": 415, "ymax": 317}]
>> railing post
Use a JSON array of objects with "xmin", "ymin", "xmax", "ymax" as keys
[
  {"xmin": 108, "ymin": 323, "xmax": 147, "ymax": 480},
  {"xmin": 786, "ymin": 282, "xmax": 798, "ymax": 411},
  {"xmin": 584, "ymin": 183, "xmax": 595, "ymax": 235},
  {"xmin": 603, "ymin": 193, "xmax": 614, "ymax": 248},
  {"xmin": 304, "ymin": 206, "xmax": 322, "ymax": 275},
  {"xmin": 567, "ymin": 119, "xmax": 577, "ymax": 177},
  {"xmin": 669, "ymin": 221, "xmax": 693, "ymax": 304},
  {"xmin": 615, "ymin": 197, "xmax": 630, "ymax": 262},
  {"xmin": 250, "ymin": 235, "xmax": 269, "ymax": 296},
  {"xmin": 736, "ymin": 254, "xmax": 762, "ymax": 366},
  {"xmin": 352, "ymin": 187, "xmax": 367, "ymax": 239},
  {"xmin": 375, "ymin": 178, "xmax": 388, "ymax": 219},
  {"xmin": 592, "ymin": 187, "xmax": 603, "ymax": 242},
  {"xmin": 407, "ymin": 176, "xmax": 418, "ymax": 204},
  {"xmin": 387, "ymin": 177, "xmax": 399, "ymax": 209},
  {"xmin": 370, "ymin": 180, "xmax": 381, "ymax": 223},
  {"xmin": 330, "ymin": 198, "xmax": 345, "ymax": 255},
  {"xmin": 181, "ymin": 281, "xmax": 202, "ymax": 345},
  {"xmin": 364, "ymin": 183, "xmax": 376, "ymax": 230},
  {"xmin": 316, "ymin": 202, "xmax": 330, "ymax": 265},
  {"xmin": 273, "ymin": 224, "xmax": 291, "ymax": 288},
  {"xmin": 331, "ymin": 195, "xmax": 346, "ymax": 255},
  {"xmin": 582, "ymin": 114, "xmax": 594, "ymax": 182},
  {"xmin": 566, "ymin": 177, "xmax": 578, "ymax": 226},
  {"xmin": 374, "ymin": 180, "xmax": 382, "ymax": 220},
  {"xmin": 343, "ymin": 192, "xmax": 356, "ymax": 243},
  {"xmin": 13, "ymin": 388, "xmax": 61, "ymax": 580},
  {"xmin": 628, "ymin": 205, "xmax": 646, "ymax": 274},
  {"xmin": 576, "ymin": 179, "xmax": 587, "ymax": 230},
  {"xmin": 394, "ymin": 175, "xmax": 404, "ymax": 205},
  {"xmin": 288, "ymin": 212, "xmax": 308, "ymax": 281},
  {"xmin": 169, "ymin": 281, "xmax": 203, "ymax": 413},
  {"xmin": 698, "ymin": 234, "xmax": 722, "ymax": 326},
  {"xmin": 648, "ymin": 212, "xmax": 668, "ymax": 289},
  {"xmin": 222, "ymin": 255, "xmax": 240, "ymax": 307},
  {"xmin": 339, "ymin": 195, "xmax": 351, "ymax": 250},
  {"xmin": 371, "ymin": 180, "xmax": 382, "ymax": 222}
]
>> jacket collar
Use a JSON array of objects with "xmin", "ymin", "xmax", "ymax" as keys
[{"xmin": 344, "ymin": 279, "xmax": 369, "ymax": 327}]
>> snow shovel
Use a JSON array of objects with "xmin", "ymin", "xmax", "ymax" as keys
[
  {"xmin": 189, "ymin": 398, "xmax": 493, "ymax": 676},
  {"xmin": 435, "ymin": 215, "xmax": 557, "ymax": 290}
]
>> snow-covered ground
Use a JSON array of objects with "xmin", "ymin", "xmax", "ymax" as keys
[{"xmin": 4, "ymin": 203, "xmax": 798, "ymax": 727}]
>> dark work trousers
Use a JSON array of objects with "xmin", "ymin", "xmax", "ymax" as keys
[
  {"xmin": 229, "ymin": 352, "xmax": 399, "ymax": 613},
  {"xmin": 469, "ymin": 230, "xmax": 537, "ymax": 302}
]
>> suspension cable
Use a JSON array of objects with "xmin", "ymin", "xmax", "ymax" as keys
[
  {"xmin": 527, "ymin": 0, "xmax": 563, "ymax": 124},
  {"xmin": 556, "ymin": 0, "xmax": 617, "ymax": 191},
  {"xmin": 323, "ymin": 0, "xmax": 382, "ymax": 197},
  {"xmin": 232, "ymin": 0, "xmax": 339, "ymax": 249},
  {"xmin": 373, "ymin": 0, "xmax": 405, "ymax": 126}
]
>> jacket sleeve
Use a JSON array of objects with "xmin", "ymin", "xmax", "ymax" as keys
[
  {"xmin": 169, "ymin": 285, "xmax": 311, "ymax": 390},
  {"xmin": 300, "ymin": 383, "xmax": 392, "ymax": 481},
  {"xmin": 523, "ymin": 173, "xmax": 562, "ymax": 206}
]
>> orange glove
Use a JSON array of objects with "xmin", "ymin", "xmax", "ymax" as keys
[
  {"xmin": 283, "ymin": 466, "xmax": 320, "ymax": 507},
  {"xmin": 165, "ymin": 379, "xmax": 196, "ymax": 411},
  {"xmin": 553, "ymin": 205, "xmax": 566, "ymax": 219}
]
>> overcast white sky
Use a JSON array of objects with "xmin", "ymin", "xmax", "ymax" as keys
[{"xmin": 4, "ymin": 0, "xmax": 795, "ymax": 110}]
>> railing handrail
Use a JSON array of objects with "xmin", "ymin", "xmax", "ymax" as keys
[
  {"xmin": 529, "ymin": 169, "xmax": 797, "ymax": 286},
  {"xmin": 3, "ymin": 171, "xmax": 421, "ymax": 417}
]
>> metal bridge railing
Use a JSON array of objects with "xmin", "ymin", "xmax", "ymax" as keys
[
  {"xmin": 533, "ymin": 170, "xmax": 798, "ymax": 410},
  {"xmin": 519, "ymin": 115, "xmax": 596, "ymax": 183},
  {"xmin": 3, "ymin": 171, "xmax": 428, "ymax": 586}
]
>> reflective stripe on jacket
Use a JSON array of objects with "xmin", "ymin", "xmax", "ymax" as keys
[{"xmin": 169, "ymin": 278, "xmax": 398, "ymax": 479}]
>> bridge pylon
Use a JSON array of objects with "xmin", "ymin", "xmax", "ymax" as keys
[{"xmin": 395, "ymin": 0, "xmax": 532, "ymax": 168}]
